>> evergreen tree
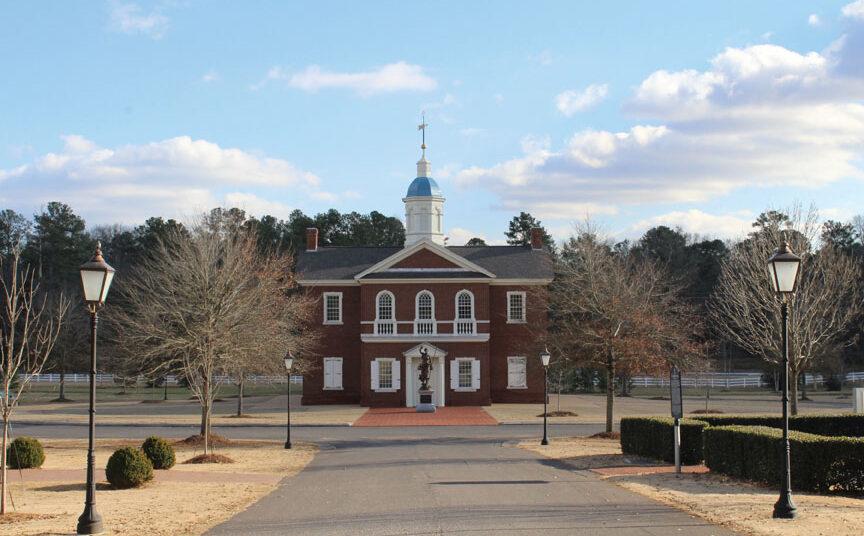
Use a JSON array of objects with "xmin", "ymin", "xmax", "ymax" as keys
[
  {"xmin": 0, "ymin": 210, "xmax": 30, "ymax": 257},
  {"xmin": 25, "ymin": 202, "xmax": 93, "ymax": 289},
  {"xmin": 505, "ymin": 212, "xmax": 555, "ymax": 250},
  {"xmin": 465, "ymin": 237, "xmax": 487, "ymax": 246}
]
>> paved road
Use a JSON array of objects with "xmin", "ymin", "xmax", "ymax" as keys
[{"xmin": 204, "ymin": 428, "xmax": 734, "ymax": 536}]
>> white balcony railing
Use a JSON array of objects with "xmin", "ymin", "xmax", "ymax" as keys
[
  {"xmin": 375, "ymin": 321, "xmax": 396, "ymax": 335},
  {"xmin": 414, "ymin": 320, "xmax": 435, "ymax": 335},
  {"xmin": 455, "ymin": 320, "xmax": 476, "ymax": 335}
]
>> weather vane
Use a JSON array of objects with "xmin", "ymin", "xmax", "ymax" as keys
[{"xmin": 418, "ymin": 112, "xmax": 428, "ymax": 157}]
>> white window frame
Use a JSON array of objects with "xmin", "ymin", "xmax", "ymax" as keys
[
  {"xmin": 414, "ymin": 290, "xmax": 436, "ymax": 335},
  {"xmin": 371, "ymin": 357, "xmax": 400, "ymax": 392},
  {"xmin": 450, "ymin": 357, "xmax": 480, "ymax": 392},
  {"xmin": 507, "ymin": 356, "xmax": 528, "ymax": 389},
  {"xmin": 454, "ymin": 290, "xmax": 476, "ymax": 335},
  {"xmin": 506, "ymin": 291, "xmax": 526, "ymax": 323},
  {"xmin": 375, "ymin": 290, "xmax": 396, "ymax": 335},
  {"xmin": 323, "ymin": 292, "xmax": 343, "ymax": 325},
  {"xmin": 323, "ymin": 357, "xmax": 343, "ymax": 390}
]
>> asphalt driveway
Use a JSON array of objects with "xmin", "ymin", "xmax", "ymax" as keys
[{"xmin": 207, "ymin": 429, "xmax": 735, "ymax": 536}]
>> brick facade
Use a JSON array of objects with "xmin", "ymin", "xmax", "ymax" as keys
[{"xmin": 300, "ymin": 247, "xmax": 550, "ymax": 407}]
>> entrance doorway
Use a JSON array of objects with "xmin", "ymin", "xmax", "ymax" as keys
[{"xmin": 403, "ymin": 343, "xmax": 446, "ymax": 407}]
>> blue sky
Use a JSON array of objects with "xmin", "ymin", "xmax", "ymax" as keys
[{"xmin": 2, "ymin": 1, "xmax": 863, "ymax": 244}]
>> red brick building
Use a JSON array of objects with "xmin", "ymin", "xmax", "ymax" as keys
[{"xmin": 296, "ymin": 149, "xmax": 553, "ymax": 407}]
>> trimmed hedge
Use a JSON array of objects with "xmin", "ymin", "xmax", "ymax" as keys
[
  {"xmin": 142, "ymin": 436, "xmax": 175, "ymax": 469},
  {"xmin": 693, "ymin": 414, "xmax": 864, "ymax": 438},
  {"xmin": 703, "ymin": 425, "xmax": 864, "ymax": 492},
  {"xmin": 620, "ymin": 417, "xmax": 706, "ymax": 465},
  {"xmin": 6, "ymin": 436, "xmax": 45, "ymax": 469},
  {"xmin": 105, "ymin": 447, "xmax": 153, "ymax": 489}
]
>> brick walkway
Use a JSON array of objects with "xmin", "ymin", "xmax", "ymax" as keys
[
  {"xmin": 591, "ymin": 464, "xmax": 710, "ymax": 477},
  {"xmin": 353, "ymin": 407, "xmax": 498, "ymax": 427}
]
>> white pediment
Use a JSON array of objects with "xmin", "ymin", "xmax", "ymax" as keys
[
  {"xmin": 354, "ymin": 238, "xmax": 495, "ymax": 280},
  {"xmin": 402, "ymin": 342, "xmax": 448, "ymax": 358}
]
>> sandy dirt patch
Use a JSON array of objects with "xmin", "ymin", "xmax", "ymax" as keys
[
  {"xmin": 1, "ymin": 438, "xmax": 316, "ymax": 536},
  {"xmin": 522, "ymin": 435, "xmax": 864, "ymax": 536}
]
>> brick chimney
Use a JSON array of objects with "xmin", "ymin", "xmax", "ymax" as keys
[
  {"xmin": 530, "ymin": 227, "xmax": 544, "ymax": 250},
  {"xmin": 306, "ymin": 228, "xmax": 319, "ymax": 252}
]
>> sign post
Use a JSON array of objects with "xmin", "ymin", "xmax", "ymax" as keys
[{"xmin": 670, "ymin": 366, "xmax": 683, "ymax": 475}]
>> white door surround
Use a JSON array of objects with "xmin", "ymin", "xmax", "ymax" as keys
[{"xmin": 403, "ymin": 343, "xmax": 447, "ymax": 407}]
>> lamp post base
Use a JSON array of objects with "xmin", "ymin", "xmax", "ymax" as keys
[
  {"xmin": 77, "ymin": 507, "xmax": 104, "ymax": 535},
  {"xmin": 540, "ymin": 438, "xmax": 549, "ymax": 446},
  {"xmin": 772, "ymin": 496, "xmax": 797, "ymax": 519},
  {"xmin": 284, "ymin": 441, "xmax": 292, "ymax": 450}
]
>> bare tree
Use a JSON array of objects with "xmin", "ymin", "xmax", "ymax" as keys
[
  {"xmin": 112, "ymin": 221, "xmax": 315, "ymax": 454},
  {"xmin": 709, "ymin": 205, "xmax": 863, "ymax": 414},
  {"xmin": 550, "ymin": 224, "xmax": 703, "ymax": 433},
  {"xmin": 1, "ymin": 247, "xmax": 68, "ymax": 514}
]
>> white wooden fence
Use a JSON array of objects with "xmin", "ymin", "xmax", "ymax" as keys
[
  {"xmin": 19, "ymin": 373, "xmax": 303, "ymax": 385},
  {"xmin": 630, "ymin": 371, "xmax": 864, "ymax": 389}
]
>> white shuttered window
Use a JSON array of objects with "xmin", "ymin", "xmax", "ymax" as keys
[
  {"xmin": 371, "ymin": 358, "xmax": 400, "ymax": 392},
  {"xmin": 507, "ymin": 356, "xmax": 527, "ymax": 389},
  {"xmin": 323, "ymin": 358, "xmax": 343, "ymax": 390},
  {"xmin": 450, "ymin": 358, "xmax": 480, "ymax": 391}
]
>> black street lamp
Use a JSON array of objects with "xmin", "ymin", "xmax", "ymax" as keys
[
  {"xmin": 77, "ymin": 242, "xmax": 115, "ymax": 535},
  {"xmin": 767, "ymin": 241, "xmax": 801, "ymax": 520},
  {"xmin": 540, "ymin": 348, "xmax": 551, "ymax": 446},
  {"xmin": 284, "ymin": 351, "xmax": 294, "ymax": 450}
]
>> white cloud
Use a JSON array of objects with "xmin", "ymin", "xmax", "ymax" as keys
[
  {"xmin": 493, "ymin": 93, "xmax": 504, "ymax": 105},
  {"xmin": 761, "ymin": 31, "xmax": 774, "ymax": 41},
  {"xmin": 808, "ymin": 14, "xmax": 821, "ymax": 26},
  {"xmin": 458, "ymin": 34, "xmax": 864, "ymax": 220},
  {"xmin": 555, "ymin": 84, "xmax": 609, "ymax": 116},
  {"xmin": 0, "ymin": 135, "xmax": 323, "ymax": 224},
  {"xmin": 201, "ymin": 70, "xmax": 220, "ymax": 83},
  {"xmin": 254, "ymin": 62, "xmax": 437, "ymax": 96},
  {"xmin": 446, "ymin": 227, "xmax": 504, "ymax": 246},
  {"xmin": 842, "ymin": 0, "xmax": 864, "ymax": 19},
  {"xmin": 629, "ymin": 210, "xmax": 753, "ymax": 239},
  {"xmin": 108, "ymin": 1, "xmax": 169, "ymax": 39},
  {"xmin": 224, "ymin": 192, "xmax": 292, "ymax": 219}
]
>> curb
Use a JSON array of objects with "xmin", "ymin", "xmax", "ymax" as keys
[{"xmin": 12, "ymin": 420, "xmax": 353, "ymax": 428}]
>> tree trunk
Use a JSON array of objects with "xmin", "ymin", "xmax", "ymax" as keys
[
  {"xmin": 605, "ymin": 347, "xmax": 615, "ymax": 434},
  {"xmin": 236, "ymin": 377, "xmax": 244, "ymax": 417},
  {"xmin": 790, "ymin": 369, "xmax": 799, "ymax": 416},
  {"xmin": 1, "ymin": 416, "xmax": 8, "ymax": 515},
  {"xmin": 59, "ymin": 368, "xmax": 67, "ymax": 401},
  {"xmin": 557, "ymin": 370, "xmax": 562, "ymax": 413}
]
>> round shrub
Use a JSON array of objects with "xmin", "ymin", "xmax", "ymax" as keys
[
  {"xmin": 6, "ymin": 436, "xmax": 45, "ymax": 469},
  {"xmin": 105, "ymin": 447, "xmax": 153, "ymax": 489},
  {"xmin": 141, "ymin": 436, "xmax": 175, "ymax": 469}
]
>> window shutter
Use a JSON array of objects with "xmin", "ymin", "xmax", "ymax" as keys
[
  {"xmin": 323, "ymin": 359, "xmax": 333, "ymax": 388},
  {"xmin": 471, "ymin": 359, "xmax": 481, "ymax": 390},
  {"xmin": 393, "ymin": 360, "xmax": 401, "ymax": 390},
  {"xmin": 450, "ymin": 360, "xmax": 458, "ymax": 390},
  {"xmin": 371, "ymin": 360, "xmax": 379, "ymax": 391},
  {"xmin": 334, "ymin": 358, "xmax": 343, "ymax": 389}
]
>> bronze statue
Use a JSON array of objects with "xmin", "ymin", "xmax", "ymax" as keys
[{"xmin": 418, "ymin": 346, "xmax": 433, "ymax": 391}]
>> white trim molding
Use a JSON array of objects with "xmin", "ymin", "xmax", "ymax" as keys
[
  {"xmin": 354, "ymin": 239, "xmax": 496, "ymax": 280},
  {"xmin": 361, "ymin": 334, "xmax": 490, "ymax": 343}
]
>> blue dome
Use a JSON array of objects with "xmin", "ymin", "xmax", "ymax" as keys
[{"xmin": 406, "ymin": 176, "xmax": 442, "ymax": 198}]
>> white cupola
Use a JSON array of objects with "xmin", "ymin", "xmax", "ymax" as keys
[{"xmin": 403, "ymin": 119, "xmax": 445, "ymax": 246}]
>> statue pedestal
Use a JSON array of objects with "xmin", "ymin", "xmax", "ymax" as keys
[{"xmin": 416, "ymin": 389, "xmax": 436, "ymax": 413}]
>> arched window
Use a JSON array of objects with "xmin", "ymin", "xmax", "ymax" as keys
[
  {"xmin": 456, "ymin": 290, "xmax": 474, "ymax": 319},
  {"xmin": 375, "ymin": 291, "xmax": 395, "ymax": 335},
  {"xmin": 416, "ymin": 291, "xmax": 434, "ymax": 320},
  {"xmin": 455, "ymin": 290, "xmax": 476, "ymax": 335},
  {"xmin": 415, "ymin": 291, "xmax": 435, "ymax": 334}
]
